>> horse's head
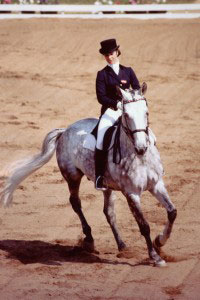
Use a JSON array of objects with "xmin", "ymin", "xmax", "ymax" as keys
[{"xmin": 117, "ymin": 82, "xmax": 149, "ymax": 156}]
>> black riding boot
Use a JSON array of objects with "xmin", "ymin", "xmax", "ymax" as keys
[{"xmin": 94, "ymin": 148, "xmax": 108, "ymax": 191}]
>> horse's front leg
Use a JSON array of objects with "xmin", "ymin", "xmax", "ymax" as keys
[
  {"xmin": 126, "ymin": 193, "xmax": 166, "ymax": 267},
  {"xmin": 103, "ymin": 189, "xmax": 127, "ymax": 251},
  {"xmin": 150, "ymin": 179, "xmax": 177, "ymax": 252}
]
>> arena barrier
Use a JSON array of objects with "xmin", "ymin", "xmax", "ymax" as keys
[{"xmin": 0, "ymin": 4, "xmax": 200, "ymax": 19}]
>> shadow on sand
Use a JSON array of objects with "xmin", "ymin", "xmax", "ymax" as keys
[{"xmin": 0, "ymin": 239, "xmax": 149, "ymax": 267}]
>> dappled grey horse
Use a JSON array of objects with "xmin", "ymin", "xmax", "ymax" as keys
[{"xmin": 0, "ymin": 83, "xmax": 177, "ymax": 266}]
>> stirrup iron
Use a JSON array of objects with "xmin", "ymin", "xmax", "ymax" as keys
[{"xmin": 95, "ymin": 176, "xmax": 107, "ymax": 191}]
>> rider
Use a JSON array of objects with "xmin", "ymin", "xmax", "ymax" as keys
[{"xmin": 95, "ymin": 38, "xmax": 140, "ymax": 191}]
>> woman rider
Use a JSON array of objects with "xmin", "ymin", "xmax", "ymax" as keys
[{"xmin": 95, "ymin": 38, "xmax": 140, "ymax": 191}]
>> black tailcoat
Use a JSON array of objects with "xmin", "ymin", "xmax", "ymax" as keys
[{"xmin": 96, "ymin": 64, "xmax": 140, "ymax": 115}]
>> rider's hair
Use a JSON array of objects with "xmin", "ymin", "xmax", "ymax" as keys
[{"xmin": 117, "ymin": 49, "xmax": 121, "ymax": 57}]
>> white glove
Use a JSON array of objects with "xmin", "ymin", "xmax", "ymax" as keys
[{"xmin": 117, "ymin": 101, "xmax": 122, "ymax": 110}]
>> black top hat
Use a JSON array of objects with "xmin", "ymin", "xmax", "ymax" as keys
[{"xmin": 99, "ymin": 39, "xmax": 120, "ymax": 55}]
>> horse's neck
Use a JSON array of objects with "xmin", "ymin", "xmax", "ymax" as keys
[{"xmin": 119, "ymin": 121, "xmax": 135, "ymax": 156}]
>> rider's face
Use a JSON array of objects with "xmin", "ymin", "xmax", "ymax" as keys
[{"xmin": 104, "ymin": 50, "xmax": 119, "ymax": 64}]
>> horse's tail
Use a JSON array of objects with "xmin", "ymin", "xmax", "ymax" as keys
[{"xmin": 0, "ymin": 128, "xmax": 66, "ymax": 207}]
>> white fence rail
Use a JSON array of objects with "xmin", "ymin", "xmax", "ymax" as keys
[{"xmin": 0, "ymin": 4, "xmax": 200, "ymax": 19}]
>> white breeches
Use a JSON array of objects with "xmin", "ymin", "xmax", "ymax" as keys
[{"xmin": 96, "ymin": 108, "xmax": 122, "ymax": 150}]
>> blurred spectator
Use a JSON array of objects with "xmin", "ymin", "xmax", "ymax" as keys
[
  {"xmin": 18, "ymin": 0, "xmax": 34, "ymax": 3},
  {"xmin": 2, "ymin": 0, "xmax": 12, "ymax": 3},
  {"xmin": 95, "ymin": 0, "xmax": 113, "ymax": 4}
]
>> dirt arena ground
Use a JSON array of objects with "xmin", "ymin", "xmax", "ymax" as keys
[{"xmin": 0, "ymin": 17, "xmax": 200, "ymax": 300}]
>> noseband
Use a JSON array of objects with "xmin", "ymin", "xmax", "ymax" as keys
[{"xmin": 121, "ymin": 97, "xmax": 149, "ymax": 143}]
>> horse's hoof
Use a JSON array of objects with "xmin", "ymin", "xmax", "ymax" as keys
[
  {"xmin": 118, "ymin": 242, "xmax": 127, "ymax": 252},
  {"xmin": 77, "ymin": 237, "xmax": 98, "ymax": 254},
  {"xmin": 83, "ymin": 241, "xmax": 96, "ymax": 253},
  {"xmin": 84, "ymin": 242, "xmax": 99, "ymax": 254},
  {"xmin": 154, "ymin": 259, "xmax": 167, "ymax": 267},
  {"xmin": 117, "ymin": 247, "xmax": 134, "ymax": 259}
]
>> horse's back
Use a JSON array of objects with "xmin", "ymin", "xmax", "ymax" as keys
[{"xmin": 67, "ymin": 118, "xmax": 98, "ymax": 134}]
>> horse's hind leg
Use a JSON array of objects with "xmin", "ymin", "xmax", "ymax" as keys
[
  {"xmin": 60, "ymin": 168, "xmax": 94, "ymax": 251},
  {"xmin": 68, "ymin": 177, "xmax": 95, "ymax": 251},
  {"xmin": 103, "ymin": 189, "xmax": 126, "ymax": 251},
  {"xmin": 56, "ymin": 132, "xmax": 94, "ymax": 251},
  {"xmin": 150, "ymin": 179, "xmax": 177, "ymax": 253}
]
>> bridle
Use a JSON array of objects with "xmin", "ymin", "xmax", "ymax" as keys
[
  {"xmin": 121, "ymin": 96, "xmax": 149, "ymax": 144},
  {"xmin": 112, "ymin": 94, "xmax": 149, "ymax": 164},
  {"xmin": 113, "ymin": 88, "xmax": 149, "ymax": 163}
]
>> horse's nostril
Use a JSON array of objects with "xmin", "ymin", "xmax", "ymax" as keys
[
  {"xmin": 139, "ymin": 150, "xmax": 144, "ymax": 155},
  {"xmin": 135, "ymin": 147, "xmax": 147, "ymax": 156}
]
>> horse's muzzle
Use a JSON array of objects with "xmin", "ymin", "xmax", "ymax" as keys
[{"xmin": 135, "ymin": 147, "xmax": 147, "ymax": 156}]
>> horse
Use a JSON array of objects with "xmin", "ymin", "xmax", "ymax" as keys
[{"xmin": 0, "ymin": 83, "xmax": 177, "ymax": 267}]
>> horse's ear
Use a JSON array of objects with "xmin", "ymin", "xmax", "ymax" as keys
[
  {"xmin": 141, "ymin": 82, "xmax": 147, "ymax": 95},
  {"xmin": 116, "ymin": 86, "xmax": 122, "ymax": 97}
]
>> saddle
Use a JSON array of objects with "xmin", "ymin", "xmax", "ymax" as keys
[{"xmin": 91, "ymin": 118, "xmax": 122, "ymax": 164}]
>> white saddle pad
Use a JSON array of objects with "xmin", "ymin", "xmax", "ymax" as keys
[{"xmin": 83, "ymin": 133, "xmax": 96, "ymax": 151}]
